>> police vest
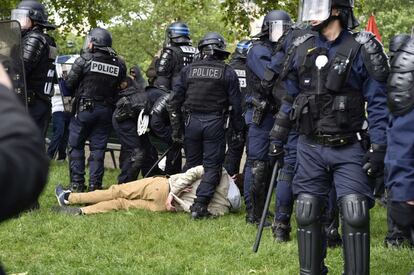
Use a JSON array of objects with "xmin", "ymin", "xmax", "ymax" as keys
[
  {"xmin": 184, "ymin": 60, "xmax": 228, "ymax": 113},
  {"xmin": 78, "ymin": 52, "xmax": 122, "ymax": 103},
  {"xmin": 292, "ymin": 33, "xmax": 365, "ymax": 135},
  {"xmin": 24, "ymin": 29, "xmax": 57, "ymax": 97}
]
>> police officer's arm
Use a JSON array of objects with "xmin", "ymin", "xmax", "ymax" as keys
[
  {"xmin": 65, "ymin": 56, "xmax": 86, "ymax": 95},
  {"xmin": 0, "ymin": 80, "xmax": 49, "ymax": 221},
  {"xmin": 246, "ymin": 43, "xmax": 273, "ymax": 81},
  {"xmin": 358, "ymin": 36, "xmax": 389, "ymax": 146},
  {"xmin": 22, "ymin": 32, "xmax": 47, "ymax": 75},
  {"xmin": 167, "ymin": 66, "xmax": 188, "ymax": 141},
  {"xmin": 269, "ymin": 51, "xmax": 301, "ymax": 147},
  {"xmin": 169, "ymin": 66, "xmax": 188, "ymax": 112},
  {"xmin": 265, "ymin": 31, "xmax": 294, "ymax": 80},
  {"xmin": 154, "ymin": 48, "xmax": 174, "ymax": 89},
  {"xmin": 226, "ymin": 67, "xmax": 244, "ymax": 132}
]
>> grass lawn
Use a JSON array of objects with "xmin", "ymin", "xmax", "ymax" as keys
[{"xmin": 0, "ymin": 162, "xmax": 413, "ymax": 274}]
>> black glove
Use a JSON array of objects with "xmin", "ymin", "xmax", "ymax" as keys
[
  {"xmin": 231, "ymin": 131, "xmax": 245, "ymax": 145},
  {"xmin": 362, "ymin": 144, "xmax": 386, "ymax": 177},
  {"xmin": 171, "ymin": 128, "xmax": 183, "ymax": 144},
  {"xmin": 268, "ymin": 143, "xmax": 284, "ymax": 167}
]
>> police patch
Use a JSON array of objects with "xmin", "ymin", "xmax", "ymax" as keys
[
  {"xmin": 188, "ymin": 66, "xmax": 223, "ymax": 79},
  {"xmin": 239, "ymin": 78, "xmax": 247, "ymax": 88},
  {"xmin": 234, "ymin": 69, "xmax": 246, "ymax": 77},
  {"xmin": 90, "ymin": 61, "xmax": 120, "ymax": 77},
  {"xmin": 179, "ymin": 46, "xmax": 197, "ymax": 54}
]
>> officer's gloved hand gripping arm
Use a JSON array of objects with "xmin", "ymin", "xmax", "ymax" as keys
[
  {"xmin": 268, "ymin": 63, "xmax": 299, "ymax": 162},
  {"xmin": 167, "ymin": 67, "xmax": 188, "ymax": 144},
  {"xmin": 358, "ymin": 35, "xmax": 389, "ymax": 178}
]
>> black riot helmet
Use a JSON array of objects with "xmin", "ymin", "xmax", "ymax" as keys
[
  {"xmin": 11, "ymin": 0, "xmax": 55, "ymax": 30},
  {"xmin": 389, "ymin": 34, "xmax": 411, "ymax": 57},
  {"xmin": 257, "ymin": 10, "xmax": 292, "ymax": 41},
  {"xmin": 85, "ymin": 27, "xmax": 113, "ymax": 48},
  {"xmin": 198, "ymin": 32, "xmax": 230, "ymax": 60},
  {"xmin": 234, "ymin": 40, "xmax": 252, "ymax": 59},
  {"xmin": 166, "ymin": 22, "xmax": 191, "ymax": 45}
]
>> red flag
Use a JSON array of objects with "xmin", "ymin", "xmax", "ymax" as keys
[{"xmin": 366, "ymin": 14, "xmax": 382, "ymax": 42}]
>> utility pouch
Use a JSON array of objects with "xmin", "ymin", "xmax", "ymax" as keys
[
  {"xmin": 333, "ymin": 96, "xmax": 349, "ymax": 128},
  {"xmin": 325, "ymin": 51, "xmax": 352, "ymax": 93},
  {"xmin": 292, "ymin": 95, "xmax": 314, "ymax": 135},
  {"xmin": 79, "ymin": 98, "xmax": 94, "ymax": 113},
  {"xmin": 251, "ymin": 97, "xmax": 267, "ymax": 126}
]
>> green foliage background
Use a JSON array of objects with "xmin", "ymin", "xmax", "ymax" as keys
[{"xmin": 1, "ymin": 0, "xmax": 413, "ymax": 71}]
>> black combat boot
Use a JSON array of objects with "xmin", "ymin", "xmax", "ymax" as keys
[
  {"xmin": 190, "ymin": 202, "xmax": 212, "ymax": 220},
  {"xmin": 70, "ymin": 182, "xmax": 86, "ymax": 193},
  {"xmin": 88, "ymin": 183, "xmax": 102, "ymax": 192},
  {"xmin": 272, "ymin": 221, "xmax": 291, "ymax": 242}
]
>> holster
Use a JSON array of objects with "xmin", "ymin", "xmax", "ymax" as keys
[
  {"xmin": 78, "ymin": 98, "xmax": 94, "ymax": 113},
  {"xmin": 251, "ymin": 97, "xmax": 267, "ymax": 126}
]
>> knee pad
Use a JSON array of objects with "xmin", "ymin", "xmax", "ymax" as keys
[
  {"xmin": 340, "ymin": 194, "xmax": 370, "ymax": 228},
  {"xmin": 251, "ymin": 160, "xmax": 268, "ymax": 193},
  {"xmin": 131, "ymin": 148, "xmax": 145, "ymax": 169},
  {"xmin": 340, "ymin": 194, "xmax": 370, "ymax": 275},
  {"xmin": 295, "ymin": 193, "xmax": 325, "ymax": 275},
  {"xmin": 296, "ymin": 193, "xmax": 324, "ymax": 226}
]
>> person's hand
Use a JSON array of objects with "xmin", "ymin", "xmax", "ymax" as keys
[
  {"xmin": 268, "ymin": 143, "xmax": 284, "ymax": 160},
  {"xmin": 362, "ymin": 144, "xmax": 386, "ymax": 177},
  {"xmin": 231, "ymin": 131, "xmax": 245, "ymax": 144},
  {"xmin": 177, "ymin": 186, "xmax": 192, "ymax": 196},
  {"xmin": 0, "ymin": 64, "xmax": 12, "ymax": 90},
  {"xmin": 165, "ymin": 193, "xmax": 176, "ymax": 212},
  {"xmin": 171, "ymin": 129, "xmax": 183, "ymax": 144}
]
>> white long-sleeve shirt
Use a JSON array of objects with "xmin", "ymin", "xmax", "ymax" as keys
[{"xmin": 168, "ymin": 166, "xmax": 241, "ymax": 216}]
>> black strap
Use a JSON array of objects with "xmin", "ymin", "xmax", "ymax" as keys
[{"xmin": 277, "ymin": 33, "xmax": 315, "ymax": 86}]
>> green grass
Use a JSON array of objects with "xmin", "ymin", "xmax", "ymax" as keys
[{"xmin": 0, "ymin": 162, "xmax": 413, "ymax": 274}]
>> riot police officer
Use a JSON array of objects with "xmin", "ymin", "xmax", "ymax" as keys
[
  {"xmin": 154, "ymin": 22, "xmax": 197, "ymax": 90},
  {"xmin": 113, "ymin": 77, "xmax": 161, "ymax": 183},
  {"xmin": 11, "ymin": 0, "xmax": 57, "ymax": 139},
  {"xmin": 244, "ymin": 10, "xmax": 292, "ymax": 225},
  {"xmin": 270, "ymin": 0, "xmax": 389, "ymax": 273},
  {"xmin": 168, "ymin": 32, "xmax": 243, "ymax": 219},
  {"xmin": 223, "ymin": 39, "xmax": 251, "ymax": 177},
  {"xmin": 385, "ymin": 37, "xmax": 414, "ymax": 248},
  {"xmin": 65, "ymin": 27, "xmax": 126, "ymax": 192},
  {"xmin": 383, "ymin": 33, "xmax": 412, "ymax": 248}
]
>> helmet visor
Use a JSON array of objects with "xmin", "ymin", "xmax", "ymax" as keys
[
  {"xmin": 11, "ymin": 9, "xmax": 32, "ymax": 29},
  {"xmin": 82, "ymin": 35, "xmax": 92, "ymax": 51},
  {"xmin": 269, "ymin": 20, "xmax": 292, "ymax": 42},
  {"xmin": 298, "ymin": 0, "xmax": 332, "ymax": 22}
]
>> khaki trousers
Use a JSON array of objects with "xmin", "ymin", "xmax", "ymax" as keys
[{"xmin": 69, "ymin": 177, "xmax": 170, "ymax": 214}]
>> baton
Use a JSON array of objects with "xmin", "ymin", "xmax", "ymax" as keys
[
  {"xmin": 253, "ymin": 161, "xmax": 280, "ymax": 253},
  {"xmin": 144, "ymin": 144, "xmax": 176, "ymax": 178}
]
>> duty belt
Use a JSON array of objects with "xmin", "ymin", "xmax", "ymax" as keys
[{"xmin": 308, "ymin": 133, "xmax": 360, "ymax": 147}]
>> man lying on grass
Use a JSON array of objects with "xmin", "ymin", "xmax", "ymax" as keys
[{"xmin": 54, "ymin": 165, "xmax": 241, "ymax": 217}]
